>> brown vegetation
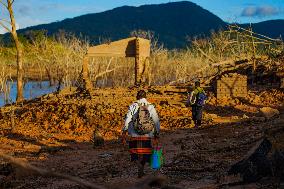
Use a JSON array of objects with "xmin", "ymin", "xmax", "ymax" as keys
[
  {"xmin": 0, "ymin": 86, "xmax": 283, "ymax": 188},
  {"xmin": 0, "ymin": 26, "xmax": 283, "ymax": 188},
  {"xmin": 0, "ymin": 26, "xmax": 282, "ymax": 94}
]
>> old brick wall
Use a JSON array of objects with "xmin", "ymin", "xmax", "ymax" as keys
[{"xmin": 217, "ymin": 73, "xmax": 247, "ymax": 99}]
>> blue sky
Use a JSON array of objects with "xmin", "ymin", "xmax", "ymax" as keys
[{"xmin": 0, "ymin": 0, "xmax": 283, "ymax": 33}]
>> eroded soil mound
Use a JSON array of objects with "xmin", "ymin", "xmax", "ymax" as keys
[{"xmin": 0, "ymin": 87, "xmax": 283, "ymax": 188}]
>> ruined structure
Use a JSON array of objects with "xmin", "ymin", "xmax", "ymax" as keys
[
  {"xmin": 216, "ymin": 73, "xmax": 248, "ymax": 99},
  {"xmin": 81, "ymin": 37, "xmax": 150, "ymax": 92}
]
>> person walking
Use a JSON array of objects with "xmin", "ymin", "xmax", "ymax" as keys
[
  {"xmin": 187, "ymin": 80, "xmax": 207, "ymax": 128},
  {"xmin": 122, "ymin": 90, "xmax": 160, "ymax": 178}
]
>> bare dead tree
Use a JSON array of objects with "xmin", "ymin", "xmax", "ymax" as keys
[{"xmin": 0, "ymin": 0, "xmax": 24, "ymax": 102}]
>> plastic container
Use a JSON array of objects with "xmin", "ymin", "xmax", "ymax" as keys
[{"xmin": 150, "ymin": 146, "xmax": 164, "ymax": 170}]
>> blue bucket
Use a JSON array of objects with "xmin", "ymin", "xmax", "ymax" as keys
[{"xmin": 150, "ymin": 146, "xmax": 164, "ymax": 170}]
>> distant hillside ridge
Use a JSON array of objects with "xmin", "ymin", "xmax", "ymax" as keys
[
  {"xmin": 4, "ymin": 1, "xmax": 284, "ymax": 48},
  {"xmin": 16, "ymin": 1, "xmax": 227, "ymax": 48},
  {"xmin": 240, "ymin": 20, "xmax": 284, "ymax": 39}
]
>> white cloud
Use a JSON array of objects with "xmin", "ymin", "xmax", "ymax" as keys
[
  {"xmin": 241, "ymin": 6, "xmax": 282, "ymax": 17},
  {"xmin": 0, "ymin": 1, "xmax": 106, "ymax": 34}
]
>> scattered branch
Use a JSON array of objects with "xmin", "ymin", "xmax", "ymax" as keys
[
  {"xmin": 230, "ymin": 24, "xmax": 282, "ymax": 42},
  {"xmin": 0, "ymin": 21, "xmax": 11, "ymax": 32},
  {"xmin": 0, "ymin": 152, "xmax": 107, "ymax": 189},
  {"xmin": 0, "ymin": 0, "xmax": 8, "ymax": 9},
  {"xmin": 0, "ymin": 152, "xmax": 169, "ymax": 189},
  {"xmin": 94, "ymin": 67, "xmax": 122, "ymax": 81},
  {"xmin": 193, "ymin": 42, "xmax": 216, "ymax": 63}
]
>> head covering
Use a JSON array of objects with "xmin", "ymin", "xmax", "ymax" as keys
[
  {"xmin": 136, "ymin": 90, "xmax": 147, "ymax": 100},
  {"xmin": 194, "ymin": 80, "xmax": 200, "ymax": 87}
]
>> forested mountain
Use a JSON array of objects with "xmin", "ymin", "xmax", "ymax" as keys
[{"xmin": 5, "ymin": 1, "xmax": 284, "ymax": 48}]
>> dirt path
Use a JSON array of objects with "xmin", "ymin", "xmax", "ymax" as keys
[
  {"xmin": 0, "ymin": 88, "xmax": 283, "ymax": 188},
  {"xmin": 6, "ymin": 113, "xmax": 283, "ymax": 189}
]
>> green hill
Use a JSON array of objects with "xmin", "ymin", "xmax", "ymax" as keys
[
  {"xmin": 4, "ymin": 1, "xmax": 284, "ymax": 48},
  {"xmin": 17, "ymin": 1, "xmax": 226, "ymax": 48}
]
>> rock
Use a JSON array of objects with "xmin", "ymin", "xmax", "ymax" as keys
[
  {"xmin": 98, "ymin": 153, "xmax": 112, "ymax": 158},
  {"xmin": 207, "ymin": 113, "xmax": 218, "ymax": 119},
  {"xmin": 231, "ymin": 116, "xmax": 240, "ymax": 120},
  {"xmin": 243, "ymin": 114, "xmax": 249, "ymax": 119},
  {"xmin": 260, "ymin": 107, "xmax": 280, "ymax": 119}
]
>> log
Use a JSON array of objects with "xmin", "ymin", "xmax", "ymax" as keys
[
  {"xmin": 228, "ymin": 138, "xmax": 273, "ymax": 183},
  {"xmin": 0, "ymin": 153, "xmax": 106, "ymax": 189}
]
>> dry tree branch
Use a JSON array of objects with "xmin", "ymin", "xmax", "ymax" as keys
[
  {"xmin": 0, "ymin": 152, "xmax": 107, "ymax": 189},
  {"xmin": 0, "ymin": 0, "xmax": 8, "ymax": 9},
  {"xmin": 202, "ymin": 61, "xmax": 253, "ymax": 85},
  {"xmin": 167, "ymin": 58, "xmax": 252, "ymax": 86},
  {"xmin": 230, "ymin": 25, "xmax": 282, "ymax": 42},
  {"xmin": 192, "ymin": 41, "xmax": 216, "ymax": 63},
  {"xmin": 235, "ymin": 32, "xmax": 273, "ymax": 43},
  {"xmin": 0, "ymin": 152, "xmax": 168, "ymax": 189},
  {"xmin": 0, "ymin": 21, "xmax": 11, "ymax": 32},
  {"xmin": 224, "ymin": 30, "xmax": 273, "ymax": 43},
  {"xmin": 93, "ymin": 57, "xmax": 122, "ymax": 81},
  {"xmin": 0, "ymin": 18, "xmax": 11, "ymax": 24},
  {"xmin": 106, "ymin": 57, "xmax": 114, "ymax": 71},
  {"xmin": 94, "ymin": 66, "xmax": 122, "ymax": 81}
]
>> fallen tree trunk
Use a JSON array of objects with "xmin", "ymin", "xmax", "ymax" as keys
[
  {"xmin": 228, "ymin": 138, "xmax": 273, "ymax": 183},
  {"xmin": 227, "ymin": 147, "xmax": 284, "ymax": 184}
]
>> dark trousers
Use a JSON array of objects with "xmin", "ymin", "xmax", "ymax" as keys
[{"xmin": 192, "ymin": 105, "xmax": 203, "ymax": 127}]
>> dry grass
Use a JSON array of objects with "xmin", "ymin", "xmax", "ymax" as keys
[{"xmin": 0, "ymin": 27, "xmax": 283, "ymax": 93}]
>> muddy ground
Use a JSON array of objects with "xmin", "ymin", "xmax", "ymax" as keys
[{"xmin": 0, "ymin": 87, "xmax": 283, "ymax": 189}]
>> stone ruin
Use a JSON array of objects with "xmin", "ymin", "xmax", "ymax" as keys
[
  {"xmin": 80, "ymin": 37, "xmax": 151, "ymax": 94},
  {"xmin": 216, "ymin": 73, "xmax": 248, "ymax": 99}
]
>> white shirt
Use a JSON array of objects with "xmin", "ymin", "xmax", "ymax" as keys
[{"xmin": 122, "ymin": 98, "xmax": 160, "ymax": 137}]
